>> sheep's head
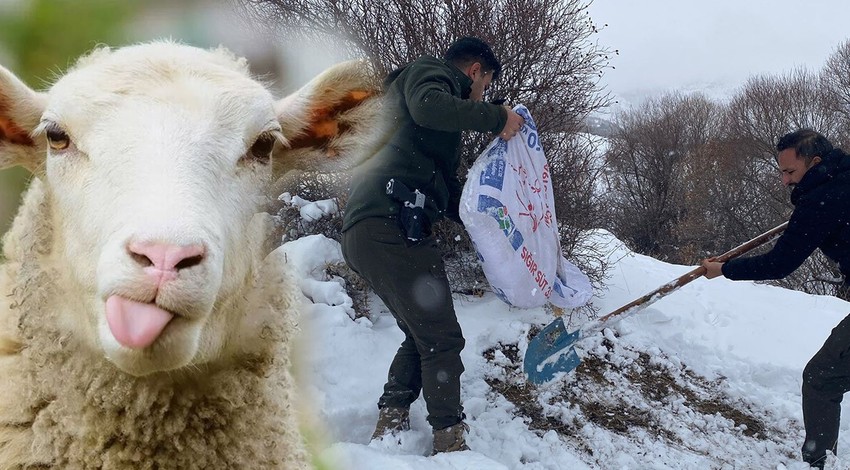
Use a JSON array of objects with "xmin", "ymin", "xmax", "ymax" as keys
[{"xmin": 0, "ymin": 41, "xmax": 380, "ymax": 376}]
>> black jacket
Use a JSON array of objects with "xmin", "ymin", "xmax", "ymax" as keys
[
  {"xmin": 723, "ymin": 149, "xmax": 850, "ymax": 283},
  {"xmin": 342, "ymin": 56, "xmax": 507, "ymax": 232}
]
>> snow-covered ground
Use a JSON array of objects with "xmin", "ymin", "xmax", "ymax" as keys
[{"xmin": 283, "ymin": 223, "xmax": 850, "ymax": 469}]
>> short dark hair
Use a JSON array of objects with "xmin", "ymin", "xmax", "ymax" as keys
[
  {"xmin": 777, "ymin": 129, "xmax": 833, "ymax": 164},
  {"xmin": 444, "ymin": 36, "xmax": 502, "ymax": 81}
]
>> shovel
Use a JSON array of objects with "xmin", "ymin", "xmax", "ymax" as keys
[{"xmin": 523, "ymin": 221, "xmax": 789, "ymax": 384}]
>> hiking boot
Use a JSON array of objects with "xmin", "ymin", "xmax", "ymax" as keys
[
  {"xmin": 370, "ymin": 407, "xmax": 410, "ymax": 441},
  {"xmin": 431, "ymin": 421, "xmax": 470, "ymax": 454}
]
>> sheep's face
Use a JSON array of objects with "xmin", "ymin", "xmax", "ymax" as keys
[
  {"xmin": 0, "ymin": 42, "xmax": 380, "ymax": 377},
  {"xmin": 40, "ymin": 45, "xmax": 281, "ymax": 376}
]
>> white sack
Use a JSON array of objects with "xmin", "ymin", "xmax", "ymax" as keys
[{"xmin": 460, "ymin": 105, "xmax": 592, "ymax": 309}]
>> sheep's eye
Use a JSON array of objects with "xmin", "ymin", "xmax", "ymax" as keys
[
  {"xmin": 245, "ymin": 134, "xmax": 275, "ymax": 165},
  {"xmin": 46, "ymin": 127, "xmax": 71, "ymax": 151}
]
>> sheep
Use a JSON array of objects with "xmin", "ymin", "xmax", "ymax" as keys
[{"xmin": 0, "ymin": 40, "xmax": 380, "ymax": 469}]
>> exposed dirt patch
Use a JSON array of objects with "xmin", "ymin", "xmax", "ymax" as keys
[
  {"xmin": 482, "ymin": 331, "xmax": 796, "ymax": 463},
  {"xmin": 484, "ymin": 344, "xmax": 576, "ymax": 436},
  {"xmin": 625, "ymin": 352, "xmax": 766, "ymax": 438}
]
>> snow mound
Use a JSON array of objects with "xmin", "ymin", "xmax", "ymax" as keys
[{"xmin": 285, "ymin": 231, "xmax": 850, "ymax": 469}]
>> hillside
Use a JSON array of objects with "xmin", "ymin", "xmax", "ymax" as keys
[{"xmin": 285, "ymin": 230, "xmax": 848, "ymax": 469}]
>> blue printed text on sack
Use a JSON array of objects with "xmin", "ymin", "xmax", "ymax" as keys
[{"xmin": 480, "ymin": 156, "xmax": 506, "ymax": 189}]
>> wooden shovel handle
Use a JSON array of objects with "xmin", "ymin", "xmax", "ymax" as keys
[{"xmin": 596, "ymin": 221, "xmax": 789, "ymax": 324}]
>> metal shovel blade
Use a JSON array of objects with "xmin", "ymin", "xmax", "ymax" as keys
[
  {"xmin": 524, "ymin": 318, "xmax": 582, "ymax": 384},
  {"xmin": 522, "ymin": 221, "xmax": 789, "ymax": 385}
]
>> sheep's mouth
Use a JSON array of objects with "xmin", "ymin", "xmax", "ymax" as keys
[{"xmin": 105, "ymin": 295, "xmax": 176, "ymax": 349}]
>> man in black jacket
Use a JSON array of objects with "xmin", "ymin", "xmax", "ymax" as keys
[
  {"xmin": 703, "ymin": 129, "xmax": 850, "ymax": 468},
  {"xmin": 341, "ymin": 37, "xmax": 523, "ymax": 454}
]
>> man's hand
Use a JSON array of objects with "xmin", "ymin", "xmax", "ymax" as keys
[
  {"xmin": 701, "ymin": 258, "xmax": 725, "ymax": 279},
  {"xmin": 499, "ymin": 106, "xmax": 524, "ymax": 141}
]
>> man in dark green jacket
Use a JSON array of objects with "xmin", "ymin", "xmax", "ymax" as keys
[
  {"xmin": 341, "ymin": 37, "xmax": 523, "ymax": 454},
  {"xmin": 703, "ymin": 129, "xmax": 850, "ymax": 469}
]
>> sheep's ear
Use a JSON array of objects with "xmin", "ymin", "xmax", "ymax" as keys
[
  {"xmin": 0, "ymin": 65, "xmax": 46, "ymax": 173},
  {"xmin": 273, "ymin": 59, "xmax": 383, "ymax": 177}
]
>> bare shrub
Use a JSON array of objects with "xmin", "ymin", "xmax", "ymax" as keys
[
  {"xmin": 602, "ymin": 92, "xmax": 723, "ymax": 262},
  {"xmin": 723, "ymin": 69, "xmax": 841, "ymax": 219},
  {"xmin": 243, "ymin": 0, "xmax": 614, "ymax": 303},
  {"xmin": 822, "ymin": 39, "xmax": 850, "ymax": 147},
  {"xmin": 325, "ymin": 261, "xmax": 371, "ymax": 319},
  {"xmin": 602, "ymin": 63, "xmax": 850, "ymax": 299}
]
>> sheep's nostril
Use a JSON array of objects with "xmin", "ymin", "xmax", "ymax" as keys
[
  {"xmin": 129, "ymin": 251, "xmax": 154, "ymax": 268},
  {"xmin": 175, "ymin": 254, "xmax": 204, "ymax": 270}
]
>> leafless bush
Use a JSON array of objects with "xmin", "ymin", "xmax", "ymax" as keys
[
  {"xmin": 822, "ymin": 39, "xmax": 850, "ymax": 147},
  {"xmin": 547, "ymin": 132, "xmax": 610, "ymax": 289},
  {"xmin": 243, "ymin": 0, "xmax": 614, "ymax": 301},
  {"xmin": 267, "ymin": 170, "xmax": 352, "ymax": 244},
  {"xmin": 602, "ymin": 59, "xmax": 850, "ymax": 299},
  {"xmin": 602, "ymin": 92, "xmax": 723, "ymax": 261},
  {"xmin": 325, "ymin": 261, "xmax": 371, "ymax": 319},
  {"xmin": 242, "ymin": 0, "xmax": 613, "ymax": 131},
  {"xmin": 272, "ymin": 199, "xmax": 344, "ymax": 244},
  {"xmin": 724, "ymin": 69, "xmax": 842, "ymax": 213}
]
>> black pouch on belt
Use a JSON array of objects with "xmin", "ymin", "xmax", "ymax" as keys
[{"xmin": 386, "ymin": 178, "xmax": 430, "ymax": 241}]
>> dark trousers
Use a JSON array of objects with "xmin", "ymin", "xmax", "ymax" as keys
[
  {"xmin": 802, "ymin": 313, "xmax": 850, "ymax": 467},
  {"xmin": 341, "ymin": 217, "xmax": 465, "ymax": 430}
]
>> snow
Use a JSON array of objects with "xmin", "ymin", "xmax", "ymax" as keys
[
  {"xmin": 278, "ymin": 192, "xmax": 338, "ymax": 222},
  {"xmin": 283, "ymin": 224, "xmax": 850, "ymax": 469}
]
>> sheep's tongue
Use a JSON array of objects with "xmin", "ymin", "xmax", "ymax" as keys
[{"xmin": 105, "ymin": 296, "xmax": 173, "ymax": 349}]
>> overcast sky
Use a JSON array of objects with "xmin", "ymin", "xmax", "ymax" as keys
[{"xmin": 587, "ymin": 0, "xmax": 850, "ymax": 108}]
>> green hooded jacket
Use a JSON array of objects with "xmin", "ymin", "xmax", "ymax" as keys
[{"xmin": 342, "ymin": 55, "xmax": 507, "ymax": 232}]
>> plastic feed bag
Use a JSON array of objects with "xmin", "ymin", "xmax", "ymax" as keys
[{"xmin": 460, "ymin": 105, "xmax": 592, "ymax": 309}]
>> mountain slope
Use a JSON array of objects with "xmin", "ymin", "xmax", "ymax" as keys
[{"xmin": 285, "ymin": 232, "xmax": 850, "ymax": 469}]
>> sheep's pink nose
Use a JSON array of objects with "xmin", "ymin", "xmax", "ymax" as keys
[{"xmin": 127, "ymin": 241, "xmax": 206, "ymax": 277}]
